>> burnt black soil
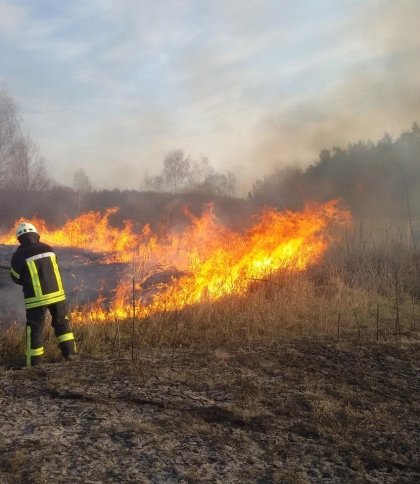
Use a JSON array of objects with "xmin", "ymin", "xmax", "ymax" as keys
[{"xmin": 1, "ymin": 340, "xmax": 419, "ymax": 483}]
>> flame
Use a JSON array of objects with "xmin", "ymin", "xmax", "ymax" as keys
[
  {"xmin": 0, "ymin": 200, "xmax": 350, "ymax": 321},
  {"xmin": 0, "ymin": 208, "xmax": 136, "ymax": 262}
]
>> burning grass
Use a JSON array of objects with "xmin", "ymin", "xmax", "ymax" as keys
[
  {"xmin": 1, "ymin": 205, "xmax": 419, "ymax": 482},
  {"xmin": 1, "ymin": 201, "xmax": 419, "ymax": 361},
  {"xmin": 1, "ymin": 260, "xmax": 419, "ymax": 366},
  {"xmin": 0, "ymin": 200, "xmax": 351, "ymax": 322}
]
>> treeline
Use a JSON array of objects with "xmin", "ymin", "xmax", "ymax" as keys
[
  {"xmin": 250, "ymin": 124, "xmax": 420, "ymax": 221},
  {"xmin": 1, "ymin": 86, "xmax": 420, "ymax": 232},
  {"xmin": 0, "ymin": 88, "xmax": 242, "ymax": 231},
  {"xmin": 0, "ymin": 88, "xmax": 51, "ymax": 229},
  {"xmin": 80, "ymin": 190, "xmax": 253, "ymax": 232},
  {"xmin": 0, "ymin": 184, "xmax": 253, "ymax": 233},
  {"xmin": 142, "ymin": 150, "xmax": 236, "ymax": 196}
]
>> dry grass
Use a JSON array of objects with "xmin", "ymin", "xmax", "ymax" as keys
[
  {"xmin": 68, "ymin": 242, "xmax": 419, "ymax": 358},
  {"xmin": 1, "ymin": 235, "xmax": 419, "ymax": 365}
]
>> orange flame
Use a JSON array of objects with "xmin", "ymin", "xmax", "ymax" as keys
[
  {"xmin": 0, "ymin": 208, "xmax": 136, "ymax": 262},
  {"xmin": 0, "ymin": 200, "xmax": 350, "ymax": 321}
]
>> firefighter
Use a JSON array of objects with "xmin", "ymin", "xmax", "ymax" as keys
[{"xmin": 10, "ymin": 222, "xmax": 77, "ymax": 367}]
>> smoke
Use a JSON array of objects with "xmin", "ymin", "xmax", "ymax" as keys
[
  {"xmin": 246, "ymin": 0, "xmax": 420, "ymax": 186},
  {"xmin": 1, "ymin": 0, "xmax": 419, "ymax": 200},
  {"xmin": 245, "ymin": 1, "xmax": 420, "ymax": 225}
]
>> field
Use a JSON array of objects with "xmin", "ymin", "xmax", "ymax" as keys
[
  {"xmin": 1, "ymin": 223, "xmax": 420, "ymax": 482},
  {"xmin": 0, "ymin": 338, "xmax": 419, "ymax": 483}
]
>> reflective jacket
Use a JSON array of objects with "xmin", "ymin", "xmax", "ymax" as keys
[{"xmin": 10, "ymin": 236, "xmax": 66, "ymax": 309}]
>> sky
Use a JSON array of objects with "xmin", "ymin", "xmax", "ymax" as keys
[{"xmin": 0, "ymin": 0, "xmax": 419, "ymax": 192}]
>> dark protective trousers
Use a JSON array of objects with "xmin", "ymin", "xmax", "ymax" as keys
[{"xmin": 26, "ymin": 301, "xmax": 76, "ymax": 367}]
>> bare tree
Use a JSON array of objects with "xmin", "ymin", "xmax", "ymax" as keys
[
  {"xmin": 0, "ymin": 88, "xmax": 50, "ymax": 191},
  {"xmin": 163, "ymin": 150, "xmax": 190, "ymax": 194},
  {"xmin": 0, "ymin": 89, "xmax": 20, "ymax": 188},
  {"xmin": 73, "ymin": 168, "xmax": 92, "ymax": 213},
  {"xmin": 187, "ymin": 156, "xmax": 214, "ymax": 187},
  {"xmin": 142, "ymin": 150, "xmax": 236, "ymax": 196},
  {"xmin": 141, "ymin": 173, "xmax": 164, "ymax": 192}
]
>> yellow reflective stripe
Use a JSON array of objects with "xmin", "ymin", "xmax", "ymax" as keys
[
  {"xmin": 25, "ymin": 290, "xmax": 65, "ymax": 304},
  {"xmin": 29, "ymin": 347, "xmax": 44, "ymax": 356},
  {"xmin": 57, "ymin": 332, "xmax": 74, "ymax": 343},
  {"xmin": 26, "ymin": 253, "xmax": 64, "ymax": 299},
  {"xmin": 10, "ymin": 267, "xmax": 20, "ymax": 279},
  {"xmin": 26, "ymin": 252, "xmax": 55, "ymax": 262},
  {"xmin": 50, "ymin": 254, "xmax": 64, "ymax": 292},
  {"xmin": 27, "ymin": 260, "xmax": 42, "ymax": 298},
  {"xmin": 26, "ymin": 326, "xmax": 31, "ymax": 368},
  {"xmin": 25, "ymin": 294, "xmax": 66, "ymax": 309},
  {"xmin": 25, "ymin": 325, "xmax": 44, "ymax": 368}
]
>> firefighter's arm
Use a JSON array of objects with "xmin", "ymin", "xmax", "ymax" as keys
[{"xmin": 10, "ymin": 253, "xmax": 23, "ymax": 285}]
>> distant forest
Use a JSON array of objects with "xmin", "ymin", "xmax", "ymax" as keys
[
  {"xmin": 1, "ymin": 88, "xmax": 419, "ymax": 231},
  {"xmin": 250, "ymin": 123, "xmax": 420, "ymax": 221}
]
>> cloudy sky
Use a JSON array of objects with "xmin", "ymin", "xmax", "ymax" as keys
[{"xmin": 0, "ymin": 0, "xmax": 419, "ymax": 192}]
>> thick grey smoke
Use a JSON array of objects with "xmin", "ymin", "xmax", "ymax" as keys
[{"xmin": 246, "ymin": 0, "xmax": 420, "ymax": 187}]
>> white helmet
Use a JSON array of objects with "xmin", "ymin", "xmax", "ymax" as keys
[{"xmin": 16, "ymin": 222, "xmax": 38, "ymax": 239}]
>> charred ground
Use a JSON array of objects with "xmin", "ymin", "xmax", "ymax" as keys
[{"xmin": 0, "ymin": 339, "xmax": 419, "ymax": 483}]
